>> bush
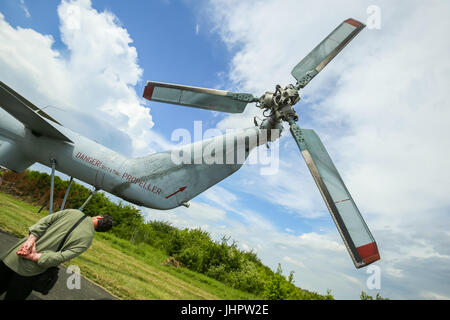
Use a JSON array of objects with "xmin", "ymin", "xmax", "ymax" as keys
[{"xmin": 264, "ymin": 264, "xmax": 290, "ymax": 300}]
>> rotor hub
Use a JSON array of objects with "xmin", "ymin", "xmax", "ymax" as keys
[{"xmin": 258, "ymin": 84, "xmax": 300, "ymax": 123}]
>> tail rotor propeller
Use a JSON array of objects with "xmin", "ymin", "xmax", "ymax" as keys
[{"xmin": 143, "ymin": 18, "xmax": 380, "ymax": 268}]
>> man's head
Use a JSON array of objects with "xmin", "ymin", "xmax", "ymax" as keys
[{"xmin": 92, "ymin": 215, "xmax": 113, "ymax": 232}]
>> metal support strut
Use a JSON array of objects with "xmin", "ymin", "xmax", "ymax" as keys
[
  {"xmin": 60, "ymin": 177, "xmax": 73, "ymax": 211},
  {"xmin": 79, "ymin": 188, "xmax": 98, "ymax": 212},
  {"xmin": 49, "ymin": 158, "xmax": 56, "ymax": 214}
]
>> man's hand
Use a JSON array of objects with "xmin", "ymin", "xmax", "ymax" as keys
[
  {"xmin": 16, "ymin": 233, "xmax": 38, "ymax": 256},
  {"xmin": 17, "ymin": 235, "xmax": 41, "ymax": 262}
]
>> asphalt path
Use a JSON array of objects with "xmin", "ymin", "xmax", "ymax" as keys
[{"xmin": 0, "ymin": 229, "xmax": 117, "ymax": 300}]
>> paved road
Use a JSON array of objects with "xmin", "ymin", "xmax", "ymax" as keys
[{"xmin": 0, "ymin": 229, "xmax": 117, "ymax": 300}]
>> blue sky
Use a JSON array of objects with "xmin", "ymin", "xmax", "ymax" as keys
[
  {"xmin": 1, "ymin": 0, "xmax": 231, "ymax": 134},
  {"xmin": 1, "ymin": 0, "xmax": 449, "ymax": 300}
]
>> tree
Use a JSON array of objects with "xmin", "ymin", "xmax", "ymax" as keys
[{"xmin": 264, "ymin": 264, "xmax": 288, "ymax": 300}]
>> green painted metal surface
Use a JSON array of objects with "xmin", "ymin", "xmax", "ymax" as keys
[
  {"xmin": 145, "ymin": 81, "xmax": 256, "ymax": 113},
  {"xmin": 290, "ymin": 121, "xmax": 376, "ymax": 268},
  {"xmin": 291, "ymin": 19, "xmax": 365, "ymax": 88}
]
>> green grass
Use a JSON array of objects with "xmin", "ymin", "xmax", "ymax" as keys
[{"xmin": 0, "ymin": 191, "xmax": 261, "ymax": 300}]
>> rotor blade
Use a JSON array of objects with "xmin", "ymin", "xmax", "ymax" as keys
[
  {"xmin": 0, "ymin": 81, "xmax": 72, "ymax": 143},
  {"xmin": 289, "ymin": 121, "xmax": 380, "ymax": 268},
  {"xmin": 143, "ymin": 81, "xmax": 257, "ymax": 113},
  {"xmin": 291, "ymin": 18, "xmax": 365, "ymax": 88}
]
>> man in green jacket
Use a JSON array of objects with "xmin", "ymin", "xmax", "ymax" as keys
[{"xmin": 0, "ymin": 209, "xmax": 113, "ymax": 300}]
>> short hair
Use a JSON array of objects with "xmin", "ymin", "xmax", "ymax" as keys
[{"xmin": 96, "ymin": 215, "xmax": 113, "ymax": 232}]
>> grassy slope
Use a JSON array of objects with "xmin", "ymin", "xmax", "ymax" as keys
[{"xmin": 0, "ymin": 191, "xmax": 260, "ymax": 300}]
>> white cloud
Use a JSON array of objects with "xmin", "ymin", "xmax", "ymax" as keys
[
  {"xmin": 339, "ymin": 273, "xmax": 361, "ymax": 287},
  {"xmin": 294, "ymin": 233, "xmax": 346, "ymax": 253},
  {"xmin": 20, "ymin": 0, "xmax": 31, "ymax": 18},
  {"xmin": 421, "ymin": 291, "xmax": 450, "ymax": 300},
  {"xmin": 234, "ymin": 156, "xmax": 329, "ymax": 219},
  {"xmin": 283, "ymin": 256, "xmax": 306, "ymax": 269},
  {"xmin": 0, "ymin": 0, "xmax": 169, "ymax": 156},
  {"xmin": 144, "ymin": 201, "xmax": 228, "ymax": 234},
  {"xmin": 201, "ymin": 185, "xmax": 238, "ymax": 212},
  {"xmin": 384, "ymin": 266, "xmax": 404, "ymax": 279}
]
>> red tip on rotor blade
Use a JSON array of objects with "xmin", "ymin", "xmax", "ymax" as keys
[
  {"xmin": 356, "ymin": 242, "xmax": 380, "ymax": 266},
  {"xmin": 345, "ymin": 18, "xmax": 362, "ymax": 27},
  {"xmin": 143, "ymin": 84, "xmax": 155, "ymax": 100}
]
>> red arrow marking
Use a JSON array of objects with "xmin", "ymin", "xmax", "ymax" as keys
[{"xmin": 165, "ymin": 186, "xmax": 187, "ymax": 199}]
